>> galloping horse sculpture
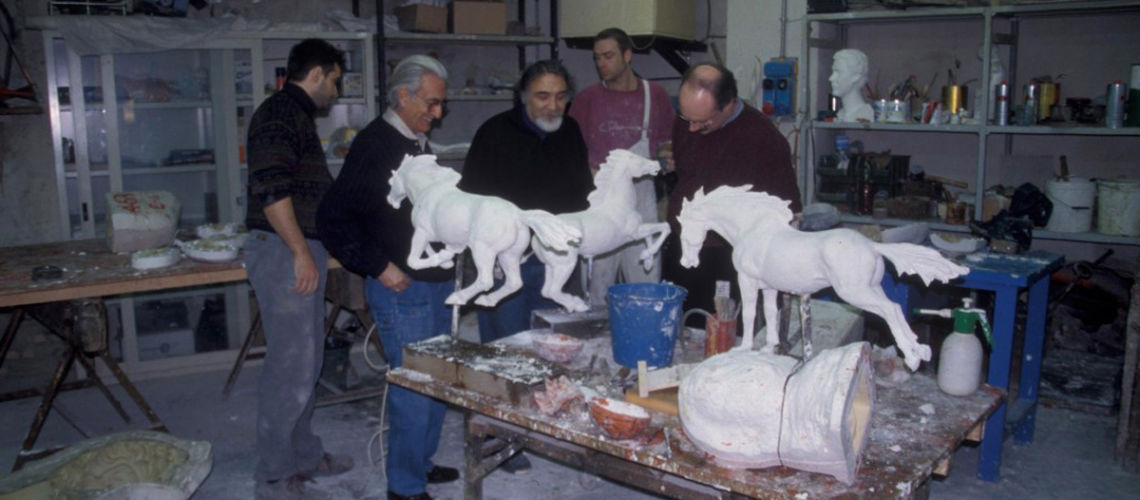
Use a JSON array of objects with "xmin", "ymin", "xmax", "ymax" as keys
[
  {"xmin": 532, "ymin": 149, "xmax": 671, "ymax": 312},
  {"xmin": 677, "ymin": 185, "xmax": 968, "ymax": 370},
  {"xmin": 388, "ymin": 154, "xmax": 582, "ymax": 307}
]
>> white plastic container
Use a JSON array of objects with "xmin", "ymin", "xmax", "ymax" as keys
[
  {"xmin": 938, "ymin": 329, "xmax": 984, "ymax": 396},
  {"xmin": 1044, "ymin": 177, "xmax": 1095, "ymax": 233},
  {"xmin": 1097, "ymin": 179, "xmax": 1140, "ymax": 236}
]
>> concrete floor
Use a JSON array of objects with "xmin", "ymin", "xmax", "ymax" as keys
[{"xmin": 1, "ymin": 315, "xmax": 1138, "ymax": 499}]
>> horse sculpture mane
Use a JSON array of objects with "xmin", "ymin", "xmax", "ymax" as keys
[
  {"xmin": 402, "ymin": 154, "xmax": 461, "ymax": 187},
  {"xmin": 587, "ymin": 149, "xmax": 640, "ymax": 207},
  {"xmin": 682, "ymin": 185, "xmax": 793, "ymax": 227}
]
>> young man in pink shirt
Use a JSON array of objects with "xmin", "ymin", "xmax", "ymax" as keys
[{"xmin": 568, "ymin": 28, "xmax": 676, "ymax": 306}]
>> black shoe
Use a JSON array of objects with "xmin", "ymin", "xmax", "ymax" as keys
[
  {"xmin": 387, "ymin": 491, "xmax": 432, "ymax": 500},
  {"xmin": 500, "ymin": 453, "xmax": 531, "ymax": 475},
  {"xmin": 426, "ymin": 465, "xmax": 459, "ymax": 484}
]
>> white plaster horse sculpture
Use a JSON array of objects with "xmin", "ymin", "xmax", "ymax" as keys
[
  {"xmin": 387, "ymin": 154, "xmax": 582, "ymax": 307},
  {"xmin": 532, "ymin": 149, "xmax": 672, "ymax": 312},
  {"xmin": 676, "ymin": 185, "xmax": 969, "ymax": 370}
]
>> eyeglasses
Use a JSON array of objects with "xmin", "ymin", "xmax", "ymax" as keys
[
  {"xmin": 677, "ymin": 111, "xmax": 717, "ymax": 131},
  {"xmin": 412, "ymin": 93, "xmax": 446, "ymax": 111}
]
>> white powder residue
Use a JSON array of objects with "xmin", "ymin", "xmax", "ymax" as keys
[
  {"xmin": 919, "ymin": 403, "xmax": 935, "ymax": 415},
  {"xmin": 401, "ymin": 370, "xmax": 433, "ymax": 383},
  {"xmin": 889, "ymin": 445, "xmax": 902, "ymax": 452}
]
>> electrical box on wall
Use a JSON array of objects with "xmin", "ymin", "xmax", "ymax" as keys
[
  {"xmin": 762, "ymin": 58, "xmax": 797, "ymax": 117},
  {"xmin": 559, "ymin": 0, "xmax": 696, "ymax": 40}
]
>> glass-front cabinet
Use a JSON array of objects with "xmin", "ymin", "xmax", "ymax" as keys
[{"xmin": 42, "ymin": 29, "xmax": 375, "ymax": 376}]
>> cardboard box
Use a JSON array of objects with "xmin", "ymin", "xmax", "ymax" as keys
[
  {"xmin": 451, "ymin": 1, "xmax": 507, "ymax": 35},
  {"xmin": 559, "ymin": 0, "xmax": 696, "ymax": 40},
  {"xmin": 395, "ymin": 4, "xmax": 447, "ymax": 33}
]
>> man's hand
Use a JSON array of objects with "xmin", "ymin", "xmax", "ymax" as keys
[
  {"xmin": 656, "ymin": 141, "xmax": 675, "ymax": 173},
  {"xmin": 292, "ymin": 250, "xmax": 319, "ymax": 295},
  {"xmin": 379, "ymin": 262, "xmax": 410, "ymax": 293}
]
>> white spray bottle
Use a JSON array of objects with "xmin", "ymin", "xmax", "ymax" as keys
[{"xmin": 916, "ymin": 297, "xmax": 992, "ymax": 396}]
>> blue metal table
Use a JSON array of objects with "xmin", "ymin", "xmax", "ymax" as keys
[{"xmin": 881, "ymin": 250, "xmax": 1065, "ymax": 482}]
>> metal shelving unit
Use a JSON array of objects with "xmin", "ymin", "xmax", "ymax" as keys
[
  {"xmin": 799, "ymin": 0, "xmax": 1140, "ymax": 247},
  {"xmin": 376, "ymin": 0, "xmax": 559, "ymax": 153}
]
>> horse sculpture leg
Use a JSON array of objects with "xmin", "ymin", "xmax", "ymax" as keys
[
  {"xmin": 759, "ymin": 287, "xmax": 781, "ymax": 353},
  {"xmin": 406, "ymin": 230, "xmax": 435, "ymax": 270},
  {"xmin": 799, "ymin": 294, "xmax": 813, "ymax": 360},
  {"xmin": 474, "ymin": 230, "xmax": 528, "ymax": 307},
  {"xmin": 732, "ymin": 275, "xmax": 759, "ymax": 351},
  {"xmin": 634, "ymin": 223, "xmax": 671, "ymax": 269},
  {"xmin": 544, "ymin": 261, "xmax": 587, "ymax": 312},
  {"xmin": 835, "ymin": 284, "xmax": 931, "ymax": 371},
  {"xmin": 447, "ymin": 245, "xmax": 496, "ymax": 306}
]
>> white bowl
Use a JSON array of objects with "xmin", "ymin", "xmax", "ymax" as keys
[
  {"xmin": 177, "ymin": 239, "xmax": 239, "ymax": 263},
  {"xmin": 195, "ymin": 222, "xmax": 244, "ymax": 239},
  {"xmin": 131, "ymin": 247, "xmax": 181, "ymax": 270},
  {"xmin": 203, "ymin": 232, "xmax": 249, "ymax": 249}
]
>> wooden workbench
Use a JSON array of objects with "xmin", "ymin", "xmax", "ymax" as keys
[
  {"xmin": 388, "ymin": 336, "xmax": 1004, "ymax": 499},
  {"xmin": 0, "ymin": 239, "xmax": 251, "ymax": 470},
  {"xmin": 0, "ymin": 239, "xmax": 247, "ymax": 309}
]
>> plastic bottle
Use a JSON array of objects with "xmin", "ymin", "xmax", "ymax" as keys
[{"xmin": 916, "ymin": 297, "xmax": 992, "ymax": 396}]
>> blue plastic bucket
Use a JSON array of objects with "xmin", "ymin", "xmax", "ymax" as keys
[{"xmin": 607, "ymin": 283, "xmax": 688, "ymax": 368}]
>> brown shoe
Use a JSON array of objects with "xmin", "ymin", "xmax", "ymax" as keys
[
  {"xmin": 255, "ymin": 475, "xmax": 331, "ymax": 500},
  {"xmin": 301, "ymin": 452, "xmax": 354, "ymax": 479}
]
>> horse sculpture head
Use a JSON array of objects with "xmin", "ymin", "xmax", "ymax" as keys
[
  {"xmin": 389, "ymin": 154, "xmax": 458, "ymax": 209},
  {"xmin": 676, "ymin": 187, "xmax": 715, "ymax": 268},
  {"xmin": 677, "ymin": 184, "xmax": 794, "ymax": 268},
  {"xmin": 387, "ymin": 154, "xmax": 417, "ymax": 208},
  {"xmin": 588, "ymin": 149, "xmax": 661, "ymax": 207}
]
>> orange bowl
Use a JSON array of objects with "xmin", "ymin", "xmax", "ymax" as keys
[
  {"xmin": 588, "ymin": 397, "xmax": 650, "ymax": 439},
  {"xmin": 532, "ymin": 333, "xmax": 584, "ymax": 364}
]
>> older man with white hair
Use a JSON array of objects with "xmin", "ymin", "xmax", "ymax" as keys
[{"xmin": 318, "ymin": 54, "xmax": 458, "ymax": 500}]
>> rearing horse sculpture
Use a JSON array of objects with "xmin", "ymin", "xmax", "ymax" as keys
[
  {"xmin": 532, "ymin": 149, "xmax": 671, "ymax": 312},
  {"xmin": 677, "ymin": 185, "xmax": 968, "ymax": 371},
  {"xmin": 388, "ymin": 154, "xmax": 582, "ymax": 307}
]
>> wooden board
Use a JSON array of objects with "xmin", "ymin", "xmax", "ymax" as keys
[
  {"xmin": 624, "ymin": 387, "xmax": 679, "ymax": 416},
  {"xmin": 402, "ymin": 335, "xmax": 560, "ymax": 407}
]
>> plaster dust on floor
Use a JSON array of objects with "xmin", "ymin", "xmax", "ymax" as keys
[{"xmin": 0, "ymin": 313, "xmax": 1138, "ymax": 499}]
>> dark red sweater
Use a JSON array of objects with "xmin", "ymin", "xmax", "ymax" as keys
[{"xmin": 667, "ymin": 102, "xmax": 802, "ymax": 247}]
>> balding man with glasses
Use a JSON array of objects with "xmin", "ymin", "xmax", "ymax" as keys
[{"xmin": 662, "ymin": 62, "xmax": 802, "ymax": 327}]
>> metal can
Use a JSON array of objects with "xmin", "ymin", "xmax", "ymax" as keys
[
  {"xmin": 994, "ymin": 81, "xmax": 1010, "ymax": 126},
  {"xmin": 1024, "ymin": 81, "xmax": 1039, "ymax": 125},
  {"xmin": 1106, "ymin": 80, "xmax": 1126, "ymax": 128}
]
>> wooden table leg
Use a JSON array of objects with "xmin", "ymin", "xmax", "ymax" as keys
[
  {"xmin": 464, "ymin": 412, "xmax": 486, "ymax": 500},
  {"xmin": 13, "ymin": 346, "xmax": 77, "ymax": 471},
  {"xmin": 98, "ymin": 351, "xmax": 164, "ymax": 430},
  {"xmin": 222, "ymin": 310, "xmax": 261, "ymax": 398},
  {"xmin": 74, "ymin": 351, "xmax": 131, "ymax": 423},
  {"xmin": 1, "ymin": 309, "xmax": 24, "ymax": 373}
]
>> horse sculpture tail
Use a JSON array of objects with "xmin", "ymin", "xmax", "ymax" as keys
[
  {"xmin": 521, "ymin": 210, "xmax": 582, "ymax": 253},
  {"xmin": 871, "ymin": 243, "xmax": 970, "ymax": 286}
]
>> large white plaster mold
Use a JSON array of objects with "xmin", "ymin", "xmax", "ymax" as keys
[{"xmin": 678, "ymin": 342, "xmax": 873, "ymax": 484}]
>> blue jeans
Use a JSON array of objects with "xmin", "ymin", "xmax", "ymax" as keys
[
  {"xmin": 476, "ymin": 257, "xmax": 558, "ymax": 343},
  {"xmin": 365, "ymin": 276, "xmax": 453, "ymax": 496},
  {"xmin": 244, "ymin": 230, "xmax": 329, "ymax": 482}
]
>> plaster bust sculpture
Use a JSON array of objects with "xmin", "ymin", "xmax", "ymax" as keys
[
  {"xmin": 387, "ymin": 154, "xmax": 582, "ymax": 307},
  {"xmin": 532, "ymin": 149, "xmax": 671, "ymax": 312},
  {"xmin": 676, "ymin": 185, "xmax": 969, "ymax": 371},
  {"xmin": 830, "ymin": 49, "xmax": 873, "ymax": 122}
]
